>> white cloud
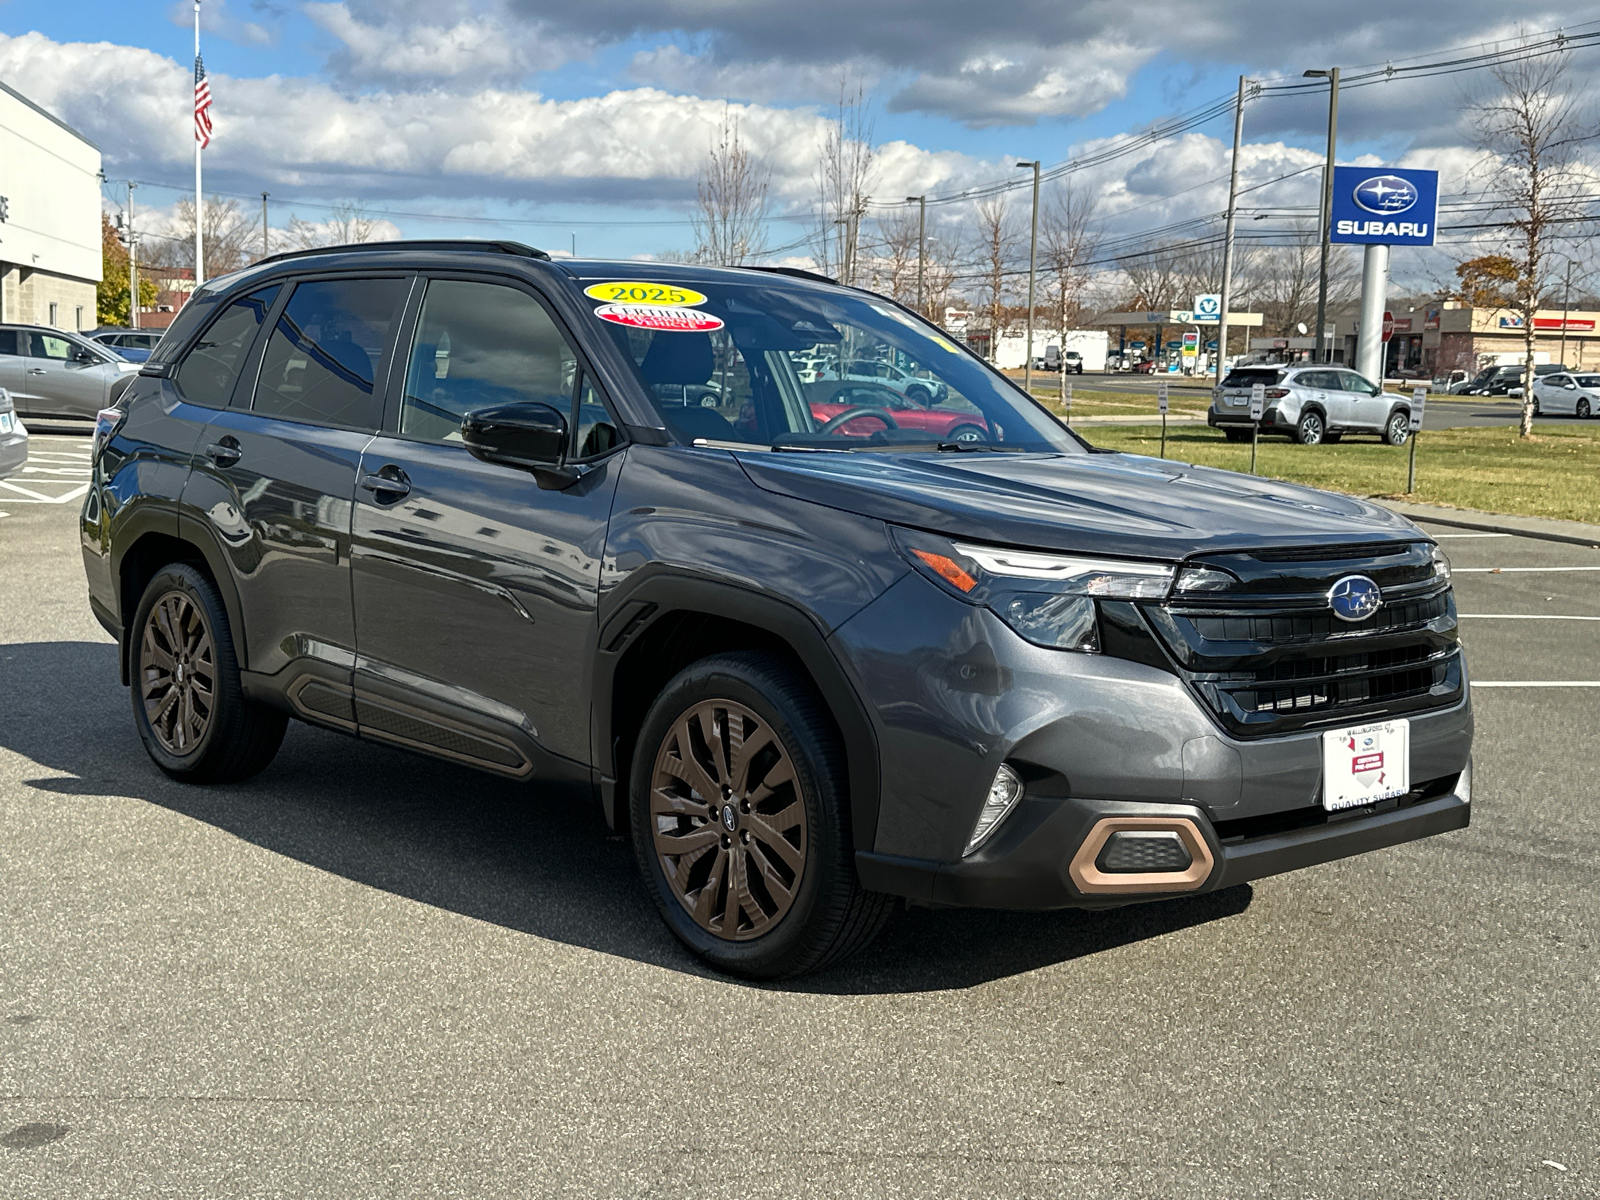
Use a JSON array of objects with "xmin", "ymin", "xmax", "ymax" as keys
[
  {"xmin": 304, "ymin": 2, "xmax": 584, "ymax": 85},
  {"xmin": 166, "ymin": 0, "xmax": 275, "ymax": 48}
]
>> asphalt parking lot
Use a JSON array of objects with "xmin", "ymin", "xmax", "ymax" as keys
[{"xmin": 2, "ymin": 433, "xmax": 1597, "ymax": 1198}]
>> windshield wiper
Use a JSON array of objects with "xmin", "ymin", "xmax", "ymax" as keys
[{"xmin": 935, "ymin": 441, "xmax": 1026, "ymax": 452}]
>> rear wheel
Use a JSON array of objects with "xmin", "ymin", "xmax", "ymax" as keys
[
  {"xmin": 1383, "ymin": 411, "xmax": 1411, "ymax": 446},
  {"xmin": 946, "ymin": 423, "xmax": 986, "ymax": 444},
  {"xmin": 905, "ymin": 385, "xmax": 932, "ymax": 406},
  {"xmin": 1578, "ymin": 398, "xmax": 1591, "ymax": 419},
  {"xmin": 1294, "ymin": 411, "xmax": 1325, "ymax": 445},
  {"xmin": 630, "ymin": 652, "xmax": 893, "ymax": 979},
  {"xmin": 130, "ymin": 564, "xmax": 287, "ymax": 783}
]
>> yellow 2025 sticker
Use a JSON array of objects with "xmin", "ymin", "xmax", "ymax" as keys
[{"xmin": 583, "ymin": 281, "xmax": 708, "ymax": 307}]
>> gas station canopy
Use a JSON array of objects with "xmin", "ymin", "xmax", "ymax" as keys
[{"xmin": 1090, "ymin": 310, "xmax": 1265, "ymax": 327}]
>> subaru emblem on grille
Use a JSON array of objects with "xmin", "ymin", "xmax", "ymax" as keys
[{"xmin": 1328, "ymin": 574, "xmax": 1383, "ymax": 622}]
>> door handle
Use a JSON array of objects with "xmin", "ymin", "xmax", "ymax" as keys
[
  {"xmin": 359, "ymin": 468, "xmax": 411, "ymax": 499},
  {"xmin": 27, "ymin": 367, "xmax": 46, "ymax": 375},
  {"xmin": 206, "ymin": 437, "xmax": 242, "ymax": 467}
]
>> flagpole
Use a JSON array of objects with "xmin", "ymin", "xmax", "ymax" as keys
[{"xmin": 193, "ymin": 0, "xmax": 204, "ymax": 287}]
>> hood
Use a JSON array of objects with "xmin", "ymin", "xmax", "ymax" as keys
[{"xmin": 734, "ymin": 449, "xmax": 1424, "ymax": 561}]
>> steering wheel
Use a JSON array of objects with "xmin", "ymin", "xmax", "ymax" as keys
[{"xmin": 817, "ymin": 406, "xmax": 899, "ymax": 436}]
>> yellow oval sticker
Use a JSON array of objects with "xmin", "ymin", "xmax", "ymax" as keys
[{"xmin": 583, "ymin": 280, "xmax": 708, "ymax": 307}]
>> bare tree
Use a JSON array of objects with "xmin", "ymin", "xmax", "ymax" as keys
[
  {"xmin": 974, "ymin": 196, "xmax": 1019, "ymax": 360},
  {"xmin": 1040, "ymin": 182, "xmax": 1101, "ymax": 341},
  {"xmin": 1118, "ymin": 240, "xmax": 1191, "ymax": 311},
  {"xmin": 1469, "ymin": 40, "xmax": 1595, "ymax": 434},
  {"xmin": 691, "ymin": 106, "xmax": 771, "ymax": 265},
  {"xmin": 861, "ymin": 207, "xmax": 923, "ymax": 304},
  {"xmin": 1250, "ymin": 222, "xmax": 1357, "ymax": 338},
  {"xmin": 810, "ymin": 81, "xmax": 875, "ymax": 284},
  {"xmin": 153, "ymin": 196, "xmax": 258, "ymax": 276},
  {"xmin": 287, "ymin": 201, "xmax": 385, "ymax": 251}
]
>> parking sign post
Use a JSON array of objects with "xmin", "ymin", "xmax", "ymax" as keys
[
  {"xmin": 1407, "ymin": 386, "xmax": 1426, "ymax": 493},
  {"xmin": 1249, "ymin": 382, "xmax": 1265, "ymax": 474},
  {"xmin": 1062, "ymin": 380, "xmax": 1071, "ymax": 426},
  {"xmin": 1158, "ymin": 382, "xmax": 1169, "ymax": 458}
]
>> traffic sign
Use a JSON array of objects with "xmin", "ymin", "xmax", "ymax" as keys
[
  {"xmin": 1382, "ymin": 311, "xmax": 1395, "ymax": 342},
  {"xmin": 1410, "ymin": 387, "xmax": 1426, "ymax": 431},
  {"xmin": 1181, "ymin": 331, "xmax": 1199, "ymax": 349},
  {"xmin": 1249, "ymin": 383, "xmax": 1265, "ymax": 420},
  {"xmin": 1158, "ymin": 383, "xmax": 1169, "ymax": 414},
  {"xmin": 1193, "ymin": 293, "xmax": 1222, "ymax": 322}
]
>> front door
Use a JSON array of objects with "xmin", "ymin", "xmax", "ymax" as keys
[
  {"xmin": 181, "ymin": 275, "xmax": 408, "ymax": 685},
  {"xmin": 0, "ymin": 330, "xmax": 22, "ymax": 400},
  {"xmin": 350, "ymin": 275, "xmax": 623, "ymax": 772},
  {"xmin": 20, "ymin": 331, "xmax": 108, "ymax": 418}
]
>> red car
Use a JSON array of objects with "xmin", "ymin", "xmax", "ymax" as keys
[
  {"xmin": 1132, "ymin": 359, "xmax": 1160, "ymax": 374},
  {"xmin": 805, "ymin": 381, "xmax": 990, "ymax": 443}
]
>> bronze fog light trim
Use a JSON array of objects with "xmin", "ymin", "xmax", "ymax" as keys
[{"xmin": 1068, "ymin": 816, "xmax": 1215, "ymax": 895}]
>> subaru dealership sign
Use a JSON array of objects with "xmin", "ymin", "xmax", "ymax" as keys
[{"xmin": 1329, "ymin": 166, "xmax": 1439, "ymax": 246}]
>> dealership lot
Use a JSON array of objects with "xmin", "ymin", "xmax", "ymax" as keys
[{"xmin": 1, "ymin": 434, "xmax": 1596, "ymax": 1198}]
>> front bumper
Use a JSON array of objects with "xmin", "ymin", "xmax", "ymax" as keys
[{"xmin": 857, "ymin": 770, "xmax": 1470, "ymax": 909}]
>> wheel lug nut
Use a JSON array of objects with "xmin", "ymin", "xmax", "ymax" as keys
[{"xmin": 720, "ymin": 835, "xmax": 731, "ymax": 849}]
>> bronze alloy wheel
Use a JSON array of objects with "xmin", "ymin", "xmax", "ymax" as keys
[
  {"xmin": 139, "ymin": 590, "xmax": 217, "ymax": 756},
  {"xmin": 650, "ymin": 699, "xmax": 806, "ymax": 941}
]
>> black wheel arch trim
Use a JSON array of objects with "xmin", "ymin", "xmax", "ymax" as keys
[{"xmin": 593, "ymin": 567, "xmax": 884, "ymax": 853}]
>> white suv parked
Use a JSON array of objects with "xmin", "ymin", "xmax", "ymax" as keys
[{"xmin": 1209, "ymin": 365, "xmax": 1414, "ymax": 446}]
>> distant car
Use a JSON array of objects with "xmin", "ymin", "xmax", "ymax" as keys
[
  {"xmin": 0, "ymin": 387, "xmax": 26, "ymax": 480},
  {"xmin": 0, "ymin": 325, "xmax": 142, "ymax": 421},
  {"xmin": 90, "ymin": 328, "xmax": 164, "ymax": 363},
  {"xmin": 824, "ymin": 359, "xmax": 949, "ymax": 405},
  {"xmin": 805, "ymin": 380, "xmax": 990, "ymax": 443},
  {"xmin": 1531, "ymin": 371, "xmax": 1600, "ymax": 418},
  {"xmin": 1209, "ymin": 364, "xmax": 1414, "ymax": 446},
  {"xmin": 1458, "ymin": 363, "xmax": 1565, "ymax": 395},
  {"xmin": 1132, "ymin": 359, "xmax": 1159, "ymax": 374}
]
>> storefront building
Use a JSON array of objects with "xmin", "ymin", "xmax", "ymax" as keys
[{"xmin": 0, "ymin": 78, "xmax": 102, "ymax": 330}]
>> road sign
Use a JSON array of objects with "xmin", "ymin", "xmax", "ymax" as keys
[
  {"xmin": 1181, "ymin": 331, "xmax": 1199, "ymax": 349},
  {"xmin": 1193, "ymin": 293, "xmax": 1222, "ymax": 322},
  {"xmin": 1410, "ymin": 387, "xmax": 1426, "ymax": 431},
  {"xmin": 1329, "ymin": 167, "xmax": 1439, "ymax": 247},
  {"xmin": 1382, "ymin": 311, "xmax": 1395, "ymax": 342},
  {"xmin": 1249, "ymin": 383, "xmax": 1265, "ymax": 420},
  {"xmin": 1157, "ymin": 383, "xmax": 1169, "ymax": 414}
]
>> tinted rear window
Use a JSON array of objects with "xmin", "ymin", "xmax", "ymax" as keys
[{"xmin": 1221, "ymin": 368, "xmax": 1283, "ymax": 387}]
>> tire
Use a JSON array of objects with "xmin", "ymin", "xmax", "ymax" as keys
[
  {"xmin": 905, "ymin": 385, "xmax": 932, "ymax": 406},
  {"xmin": 629, "ymin": 652, "xmax": 893, "ymax": 979},
  {"xmin": 129, "ymin": 563, "xmax": 287, "ymax": 783},
  {"xmin": 1579, "ymin": 398, "xmax": 1592, "ymax": 419},
  {"xmin": 946, "ymin": 423, "xmax": 986, "ymax": 444},
  {"xmin": 1294, "ymin": 410, "xmax": 1325, "ymax": 445},
  {"xmin": 1532, "ymin": 399, "xmax": 1542, "ymax": 416},
  {"xmin": 1383, "ymin": 411, "xmax": 1410, "ymax": 446},
  {"xmin": 1223, "ymin": 428, "xmax": 1251, "ymax": 443}
]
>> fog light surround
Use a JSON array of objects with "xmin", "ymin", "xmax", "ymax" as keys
[
  {"xmin": 1068, "ymin": 816, "xmax": 1215, "ymax": 894},
  {"xmin": 964, "ymin": 763, "xmax": 1025, "ymax": 856}
]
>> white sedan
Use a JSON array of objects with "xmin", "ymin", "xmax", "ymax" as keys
[{"xmin": 1531, "ymin": 371, "xmax": 1600, "ymax": 418}]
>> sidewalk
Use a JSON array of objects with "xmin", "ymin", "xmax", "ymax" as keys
[{"xmin": 1375, "ymin": 499, "xmax": 1600, "ymax": 547}]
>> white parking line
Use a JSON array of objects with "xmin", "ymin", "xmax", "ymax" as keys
[
  {"xmin": 1459, "ymin": 614, "xmax": 1600, "ymax": 620},
  {"xmin": 1474, "ymin": 681, "xmax": 1600, "ymax": 688},
  {"xmin": 1431, "ymin": 532, "xmax": 1512, "ymax": 538},
  {"xmin": 1454, "ymin": 566, "xmax": 1600, "ymax": 573}
]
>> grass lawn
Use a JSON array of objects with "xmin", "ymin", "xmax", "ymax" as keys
[
  {"xmin": 1027, "ymin": 388, "xmax": 1211, "ymax": 419},
  {"xmin": 1079, "ymin": 423, "xmax": 1600, "ymax": 525}
]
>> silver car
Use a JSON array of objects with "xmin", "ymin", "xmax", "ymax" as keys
[
  {"xmin": 1208, "ymin": 364, "xmax": 1414, "ymax": 446},
  {"xmin": 0, "ymin": 387, "xmax": 27, "ymax": 481},
  {"xmin": 0, "ymin": 325, "xmax": 142, "ymax": 422},
  {"xmin": 1530, "ymin": 370, "xmax": 1599, "ymax": 418}
]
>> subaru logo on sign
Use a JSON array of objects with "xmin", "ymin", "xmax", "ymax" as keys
[
  {"xmin": 1353, "ymin": 175, "xmax": 1419, "ymax": 215},
  {"xmin": 1328, "ymin": 575, "xmax": 1383, "ymax": 622}
]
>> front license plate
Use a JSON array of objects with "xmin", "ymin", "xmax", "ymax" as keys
[{"xmin": 1321, "ymin": 719, "xmax": 1410, "ymax": 811}]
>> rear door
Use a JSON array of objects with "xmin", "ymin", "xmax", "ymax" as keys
[
  {"xmin": 349, "ymin": 274, "xmax": 624, "ymax": 771},
  {"xmin": 0, "ymin": 330, "xmax": 22, "ymax": 401},
  {"xmin": 182, "ymin": 274, "xmax": 408, "ymax": 687}
]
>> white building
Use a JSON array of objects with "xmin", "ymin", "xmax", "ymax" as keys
[
  {"xmin": 987, "ymin": 328, "xmax": 1110, "ymax": 372},
  {"xmin": 0, "ymin": 79, "xmax": 102, "ymax": 331}
]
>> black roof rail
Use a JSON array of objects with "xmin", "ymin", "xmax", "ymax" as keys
[
  {"xmin": 254, "ymin": 239, "xmax": 551, "ymax": 268},
  {"xmin": 738, "ymin": 265, "xmax": 839, "ymax": 285}
]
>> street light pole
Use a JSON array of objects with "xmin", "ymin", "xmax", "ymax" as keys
[
  {"xmin": 1216, "ymin": 75, "xmax": 1250, "ymax": 390},
  {"xmin": 261, "ymin": 192, "xmax": 269, "ymax": 259},
  {"xmin": 1018, "ymin": 161, "xmax": 1041, "ymax": 396},
  {"xmin": 906, "ymin": 196, "xmax": 926, "ymax": 315},
  {"xmin": 1306, "ymin": 67, "xmax": 1340, "ymax": 363},
  {"xmin": 1560, "ymin": 259, "xmax": 1575, "ymax": 366}
]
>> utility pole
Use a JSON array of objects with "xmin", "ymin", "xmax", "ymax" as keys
[
  {"xmin": 1560, "ymin": 259, "xmax": 1575, "ymax": 366},
  {"xmin": 1018, "ymin": 160, "xmax": 1041, "ymax": 396},
  {"xmin": 1305, "ymin": 67, "xmax": 1340, "ymax": 363},
  {"xmin": 127, "ymin": 181, "xmax": 139, "ymax": 330},
  {"xmin": 907, "ymin": 195, "xmax": 926, "ymax": 314},
  {"xmin": 261, "ymin": 192, "xmax": 269, "ymax": 259},
  {"xmin": 1216, "ymin": 76, "xmax": 1250, "ymax": 390}
]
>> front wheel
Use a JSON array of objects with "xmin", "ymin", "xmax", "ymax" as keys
[
  {"xmin": 630, "ymin": 652, "xmax": 893, "ymax": 979},
  {"xmin": 1577, "ymin": 398, "xmax": 1591, "ymax": 419},
  {"xmin": 1294, "ymin": 411, "xmax": 1325, "ymax": 445},
  {"xmin": 946, "ymin": 423, "xmax": 987, "ymax": 444},
  {"xmin": 1383, "ymin": 411, "xmax": 1411, "ymax": 446},
  {"xmin": 130, "ymin": 564, "xmax": 287, "ymax": 783}
]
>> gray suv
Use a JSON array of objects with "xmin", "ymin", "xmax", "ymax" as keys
[
  {"xmin": 0, "ymin": 324, "xmax": 142, "ymax": 421},
  {"xmin": 82, "ymin": 242, "xmax": 1472, "ymax": 978},
  {"xmin": 1210, "ymin": 364, "xmax": 1414, "ymax": 446}
]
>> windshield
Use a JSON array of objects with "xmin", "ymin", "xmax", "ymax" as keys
[
  {"xmin": 579, "ymin": 275, "xmax": 1083, "ymax": 453},
  {"xmin": 1220, "ymin": 368, "xmax": 1284, "ymax": 388}
]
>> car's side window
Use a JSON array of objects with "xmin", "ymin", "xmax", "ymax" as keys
[
  {"xmin": 173, "ymin": 286, "xmax": 281, "ymax": 409},
  {"xmin": 0, "ymin": 331, "xmax": 17, "ymax": 356},
  {"xmin": 399, "ymin": 279, "xmax": 577, "ymax": 445},
  {"xmin": 29, "ymin": 333, "xmax": 73, "ymax": 360},
  {"xmin": 573, "ymin": 373, "xmax": 619, "ymax": 460},
  {"xmin": 254, "ymin": 277, "xmax": 407, "ymax": 431}
]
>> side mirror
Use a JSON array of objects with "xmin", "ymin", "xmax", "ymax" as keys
[
  {"xmin": 461, "ymin": 401, "xmax": 577, "ymax": 490},
  {"xmin": 71, "ymin": 347, "xmax": 98, "ymax": 365}
]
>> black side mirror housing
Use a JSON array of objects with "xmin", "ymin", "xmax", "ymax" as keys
[
  {"xmin": 461, "ymin": 401, "xmax": 578, "ymax": 490},
  {"xmin": 72, "ymin": 347, "xmax": 98, "ymax": 364}
]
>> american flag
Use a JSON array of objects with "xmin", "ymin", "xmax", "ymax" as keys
[{"xmin": 194, "ymin": 54, "xmax": 213, "ymax": 148}]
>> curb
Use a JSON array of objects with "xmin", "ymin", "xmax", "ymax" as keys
[{"xmin": 1374, "ymin": 500, "xmax": 1600, "ymax": 548}]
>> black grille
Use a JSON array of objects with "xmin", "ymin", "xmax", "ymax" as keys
[
  {"xmin": 1131, "ymin": 542, "xmax": 1463, "ymax": 738},
  {"xmin": 1096, "ymin": 831, "xmax": 1193, "ymax": 873}
]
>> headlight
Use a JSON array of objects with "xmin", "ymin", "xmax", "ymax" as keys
[
  {"xmin": 1431, "ymin": 545, "xmax": 1451, "ymax": 582},
  {"xmin": 891, "ymin": 527, "xmax": 1177, "ymax": 652}
]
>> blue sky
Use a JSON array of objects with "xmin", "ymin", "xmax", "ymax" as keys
[{"xmin": 0, "ymin": 0, "xmax": 1589, "ymax": 265}]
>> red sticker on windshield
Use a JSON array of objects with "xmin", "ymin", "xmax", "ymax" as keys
[{"xmin": 593, "ymin": 303, "xmax": 724, "ymax": 332}]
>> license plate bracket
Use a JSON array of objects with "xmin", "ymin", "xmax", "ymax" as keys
[{"xmin": 1321, "ymin": 719, "xmax": 1410, "ymax": 812}]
